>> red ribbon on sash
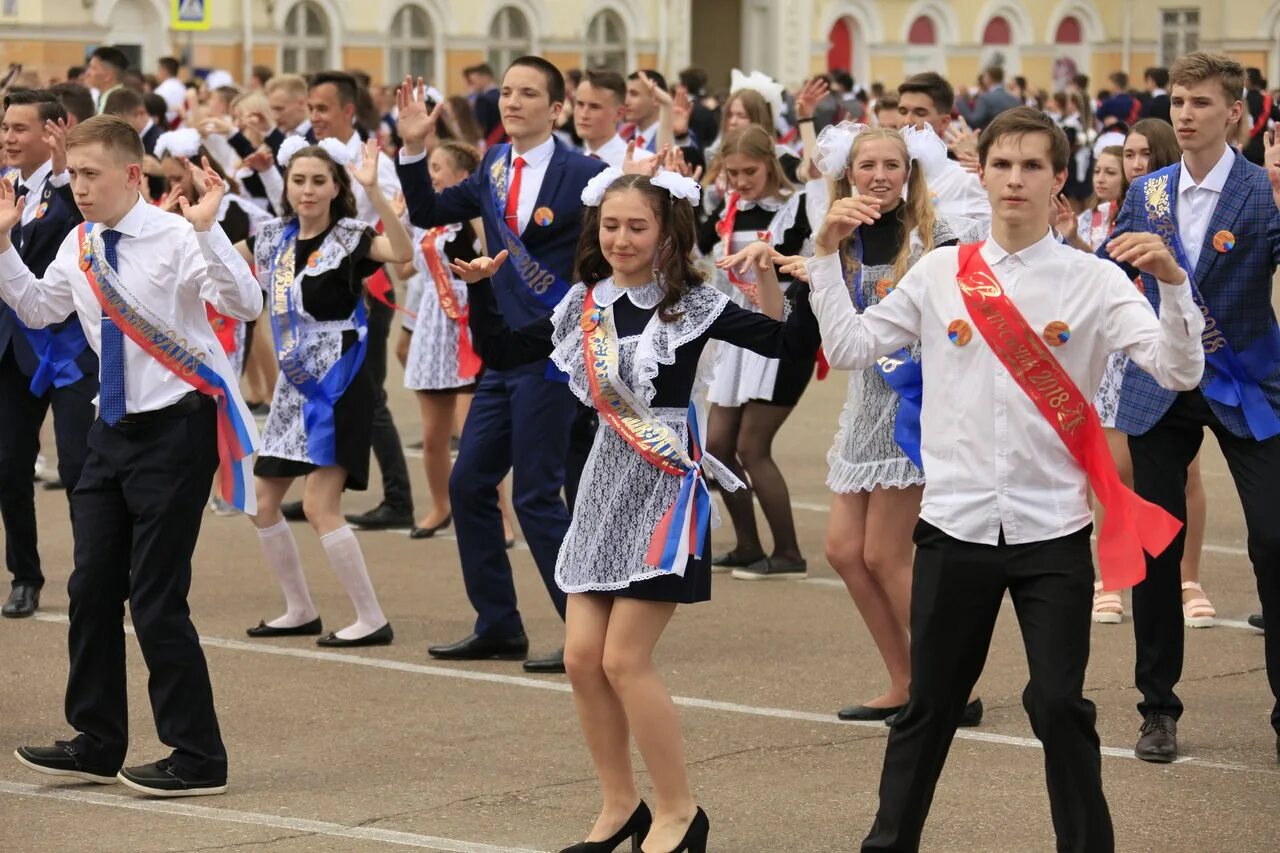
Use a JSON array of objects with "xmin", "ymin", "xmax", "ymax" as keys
[
  {"xmin": 205, "ymin": 303, "xmax": 239, "ymax": 355},
  {"xmin": 715, "ymin": 192, "xmax": 760, "ymax": 305},
  {"xmin": 419, "ymin": 228, "xmax": 481, "ymax": 380},
  {"xmin": 956, "ymin": 242, "xmax": 1180, "ymax": 589}
]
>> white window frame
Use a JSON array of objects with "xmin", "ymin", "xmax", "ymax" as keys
[
  {"xmin": 488, "ymin": 6, "xmax": 533, "ymax": 75},
  {"xmin": 1159, "ymin": 8, "xmax": 1201, "ymax": 67},
  {"xmin": 388, "ymin": 5, "xmax": 436, "ymax": 84},
  {"xmin": 281, "ymin": 0, "xmax": 333, "ymax": 75},
  {"xmin": 584, "ymin": 8, "xmax": 629, "ymax": 73}
]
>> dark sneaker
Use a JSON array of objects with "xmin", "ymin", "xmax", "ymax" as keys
[
  {"xmin": 118, "ymin": 759, "xmax": 226, "ymax": 797},
  {"xmin": 731, "ymin": 557, "xmax": 808, "ymax": 580},
  {"xmin": 15, "ymin": 742, "xmax": 118, "ymax": 784}
]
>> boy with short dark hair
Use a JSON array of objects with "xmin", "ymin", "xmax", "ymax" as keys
[
  {"xmin": 809, "ymin": 106, "xmax": 1204, "ymax": 851},
  {"xmin": 1, "ymin": 114, "xmax": 262, "ymax": 797}
]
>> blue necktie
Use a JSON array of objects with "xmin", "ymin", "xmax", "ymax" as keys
[{"xmin": 98, "ymin": 229, "xmax": 126, "ymax": 425}]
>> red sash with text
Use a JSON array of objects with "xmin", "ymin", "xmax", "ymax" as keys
[{"xmin": 956, "ymin": 242, "xmax": 1180, "ymax": 589}]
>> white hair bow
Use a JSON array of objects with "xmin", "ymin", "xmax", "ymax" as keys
[
  {"xmin": 730, "ymin": 69, "xmax": 785, "ymax": 122},
  {"xmin": 277, "ymin": 136, "xmax": 352, "ymax": 168},
  {"xmin": 651, "ymin": 170, "xmax": 701, "ymax": 206},
  {"xmin": 581, "ymin": 166, "xmax": 624, "ymax": 207},
  {"xmin": 900, "ymin": 123, "xmax": 950, "ymax": 180},
  {"xmin": 154, "ymin": 127, "xmax": 202, "ymax": 160},
  {"xmin": 812, "ymin": 121, "xmax": 869, "ymax": 179}
]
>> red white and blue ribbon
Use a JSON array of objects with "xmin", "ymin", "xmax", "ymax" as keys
[
  {"xmin": 580, "ymin": 287, "xmax": 712, "ymax": 574},
  {"xmin": 78, "ymin": 223, "xmax": 258, "ymax": 513}
]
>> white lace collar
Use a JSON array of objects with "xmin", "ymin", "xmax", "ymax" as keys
[
  {"xmin": 736, "ymin": 193, "xmax": 790, "ymax": 212},
  {"xmin": 593, "ymin": 277, "xmax": 664, "ymax": 309}
]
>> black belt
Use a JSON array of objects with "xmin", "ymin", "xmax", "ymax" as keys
[{"xmin": 112, "ymin": 391, "xmax": 204, "ymax": 425}]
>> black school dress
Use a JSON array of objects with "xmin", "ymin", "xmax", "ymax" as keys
[
  {"xmin": 466, "ymin": 276, "xmax": 820, "ymax": 603},
  {"xmin": 249, "ymin": 218, "xmax": 382, "ymax": 490}
]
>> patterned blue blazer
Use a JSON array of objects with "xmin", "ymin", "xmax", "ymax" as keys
[{"xmin": 1101, "ymin": 155, "xmax": 1280, "ymax": 437}]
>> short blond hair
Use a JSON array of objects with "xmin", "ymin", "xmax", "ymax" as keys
[
  {"xmin": 1170, "ymin": 51, "xmax": 1245, "ymax": 108},
  {"xmin": 265, "ymin": 73, "xmax": 307, "ymax": 99},
  {"xmin": 66, "ymin": 114, "xmax": 144, "ymax": 164}
]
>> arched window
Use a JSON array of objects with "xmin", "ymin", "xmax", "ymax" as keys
[
  {"xmin": 905, "ymin": 15, "xmax": 944, "ymax": 77},
  {"xmin": 488, "ymin": 6, "xmax": 532, "ymax": 74},
  {"xmin": 282, "ymin": 1, "xmax": 330, "ymax": 74},
  {"xmin": 1055, "ymin": 16, "xmax": 1082, "ymax": 44},
  {"xmin": 388, "ymin": 5, "xmax": 435, "ymax": 83},
  {"xmin": 908, "ymin": 16, "xmax": 936, "ymax": 45},
  {"xmin": 585, "ymin": 9, "xmax": 628, "ymax": 73},
  {"xmin": 983, "ymin": 16, "xmax": 1012, "ymax": 44}
]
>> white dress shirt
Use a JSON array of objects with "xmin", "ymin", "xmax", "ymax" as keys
[
  {"xmin": 337, "ymin": 131, "xmax": 400, "ymax": 228},
  {"xmin": 928, "ymin": 159, "xmax": 992, "ymax": 224},
  {"xmin": 807, "ymin": 231, "xmax": 1205, "ymax": 545},
  {"xmin": 16, "ymin": 160, "xmax": 69, "ymax": 228},
  {"xmin": 585, "ymin": 133, "xmax": 628, "ymax": 168},
  {"xmin": 0, "ymin": 194, "xmax": 263, "ymax": 416},
  {"xmin": 154, "ymin": 76, "xmax": 188, "ymax": 122},
  {"xmin": 634, "ymin": 120, "xmax": 660, "ymax": 150},
  {"xmin": 1176, "ymin": 145, "xmax": 1235, "ymax": 276}
]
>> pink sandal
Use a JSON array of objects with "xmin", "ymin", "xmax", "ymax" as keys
[
  {"xmin": 1182, "ymin": 581, "xmax": 1216, "ymax": 628},
  {"xmin": 1092, "ymin": 581, "xmax": 1123, "ymax": 624}
]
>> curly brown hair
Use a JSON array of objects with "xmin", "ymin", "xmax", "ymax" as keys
[
  {"xmin": 573, "ymin": 173, "xmax": 704, "ymax": 322},
  {"xmin": 279, "ymin": 146, "xmax": 357, "ymax": 223}
]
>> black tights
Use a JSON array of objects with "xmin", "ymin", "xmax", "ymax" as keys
[{"xmin": 705, "ymin": 402, "xmax": 802, "ymax": 563}]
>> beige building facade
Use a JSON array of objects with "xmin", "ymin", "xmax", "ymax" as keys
[{"xmin": 2, "ymin": 1, "xmax": 1280, "ymax": 95}]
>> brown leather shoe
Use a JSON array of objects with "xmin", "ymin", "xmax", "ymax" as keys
[{"xmin": 1136, "ymin": 713, "xmax": 1178, "ymax": 762}]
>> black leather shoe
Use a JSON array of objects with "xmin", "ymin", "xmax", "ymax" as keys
[
  {"xmin": 1249, "ymin": 613, "xmax": 1265, "ymax": 631},
  {"xmin": 409, "ymin": 514, "xmax": 452, "ymax": 539},
  {"xmin": 560, "ymin": 801, "xmax": 652, "ymax": 852},
  {"xmin": 281, "ymin": 500, "xmax": 305, "ymax": 522},
  {"xmin": 710, "ymin": 550, "xmax": 765, "ymax": 572},
  {"xmin": 345, "ymin": 502, "xmax": 414, "ymax": 530},
  {"xmin": 2, "ymin": 583, "xmax": 40, "ymax": 617},
  {"xmin": 524, "ymin": 647, "xmax": 565, "ymax": 674},
  {"xmin": 316, "ymin": 623, "xmax": 394, "ymax": 647},
  {"xmin": 429, "ymin": 631, "xmax": 528, "ymax": 660},
  {"xmin": 838, "ymin": 702, "xmax": 904, "ymax": 722},
  {"xmin": 1136, "ymin": 712, "xmax": 1178, "ymax": 762},
  {"xmin": 15, "ymin": 742, "xmax": 118, "ymax": 784},
  {"xmin": 885, "ymin": 698, "xmax": 983, "ymax": 728},
  {"xmin": 246, "ymin": 617, "xmax": 323, "ymax": 638},
  {"xmin": 118, "ymin": 759, "xmax": 226, "ymax": 797}
]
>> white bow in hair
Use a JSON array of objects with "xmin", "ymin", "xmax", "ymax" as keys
[
  {"xmin": 154, "ymin": 127, "xmax": 202, "ymax": 160},
  {"xmin": 581, "ymin": 166, "xmax": 624, "ymax": 206},
  {"xmin": 730, "ymin": 69, "xmax": 785, "ymax": 122},
  {"xmin": 813, "ymin": 121, "xmax": 869, "ymax": 179},
  {"xmin": 651, "ymin": 170, "xmax": 701, "ymax": 206},
  {"xmin": 900, "ymin": 123, "xmax": 950, "ymax": 180},
  {"xmin": 277, "ymin": 136, "xmax": 353, "ymax": 168},
  {"xmin": 204, "ymin": 69, "xmax": 234, "ymax": 90}
]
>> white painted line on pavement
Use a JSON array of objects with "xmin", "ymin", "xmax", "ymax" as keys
[
  {"xmin": 26, "ymin": 614, "xmax": 1277, "ymax": 778},
  {"xmin": 0, "ymin": 780, "xmax": 543, "ymax": 852}
]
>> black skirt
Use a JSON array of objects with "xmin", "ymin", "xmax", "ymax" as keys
[{"xmin": 605, "ymin": 526, "xmax": 713, "ymax": 605}]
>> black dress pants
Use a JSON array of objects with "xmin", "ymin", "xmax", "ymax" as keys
[
  {"xmin": 862, "ymin": 521, "xmax": 1113, "ymax": 853},
  {"xmin": 364, "ymin": 291, "xmax": 413, "ymax": 512},
  {"xmin": 0, "ymin": 347, "xmax": 94, "ymax": 588},
  {"xmin": 1128, "ymin": 390, "xmax": 1280, "ymax": 732},
  {"xmin": 64, "ymin": 398, "xmax": 226, "ymax": 778}
]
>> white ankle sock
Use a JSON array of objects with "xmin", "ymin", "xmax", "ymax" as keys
[
  {"xmin": 320, "ymin": 525, "xmax": 387, "ymax": 639},
  {"xmin": 257, "ymin": 519, "xmax": 319, "ymax": 628}
]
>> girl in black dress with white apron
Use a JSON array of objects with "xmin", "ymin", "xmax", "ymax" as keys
[
  {"xmin": 450, "ymin": 170, "xmax": 819, "ymax": 853},
  {"xmin": 230, "ymin": 138, "xmax": 413, "ymax": 647}
]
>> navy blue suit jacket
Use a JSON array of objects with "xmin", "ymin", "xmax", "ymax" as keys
[
  {"xmin": 397, "ymin": 138, "xmax": 607, "ymax": 374},
  {"xmin": 1101, "ymin": 156, "xmax": 1280, "ymax": 437},
  {"xmin": 0, "ymin": 173, "xmax": 97, "ymax": 388}
]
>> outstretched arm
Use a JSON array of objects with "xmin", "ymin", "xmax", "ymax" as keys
[{"xmin": 451, "ymin": 252, "xmax": 555, "ymax": 369}]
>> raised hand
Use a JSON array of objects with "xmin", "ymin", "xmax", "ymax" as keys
[
  {"xmin": 448, "ymin": 250, "xmax": 509, "ymax": 284},
  {"xmin": 198, "ymin": 115, "xmax": 234, "ymax": 138},
  {"xmin": 672, "ymin": 86, "xmax": 692, "ymax": 138},
  {"xmin": 395, "ymin": 76, "xmax": 445, "ymax": 154},
  {"xmin": 1106, "ymin": 232, "xmax": 1185, "ymax": 283},
  {"xmin": 1266, "ymin": 128, "xmax": 1280, "ymax": 202},
  {"xmin": 389, "ymin": 189, "xmax": 406, "ymax": 220},
  {"xmin": 795, "ymin": 77, "xmax": 829, "ymax": 120},
  {"xmin": 242, "ymin": 146, "xmax": 275, "ymax": 173},
  {"xmin": 348, "ymin": 138, "xmax": 381, "ymax": 188},
  {"xmin": 1052, "ymin": 195, "xmax": 1078, "ymax": 243},
  {"xmin": 815, "ymin": 195, "xmax": 881, "ymax": 255},
  {"xmin": 156, "ymin": 184, "xmax": 184, "ymax": 213},
  {"xmin": 42, "ymin": 118, "xmax": 69, "ymax": 175},
  {"xmin": 622, "ymin": 139, "xmax": 662, "ymax": 176},
  {"xmin": 637, "ymin": 70, "xmax": 673, "ymax": 108},
  {"xmin": 716, "ymin": 240, "xmax": 775, "ymax": 276},
  {"xmin": 944, "ymin": 116, "xmax": 978, "ymax": 162},
  {"xmin": 176, "ymin": 156, "xmax": 226, "ymax": 232},
  {"xmin": 0, "ymin": 178, "xmax": 27, "ymax": 238},
  {"xmin": 662, "ymin": 145, "xmax": 702, "ymax": 181}
]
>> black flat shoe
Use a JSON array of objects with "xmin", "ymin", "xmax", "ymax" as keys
[
  {"xmin": 2, "ymin": 583, "xmax": 40, "ymax": 617},
  {"xmin": 524, "ymin": 647, "xmax": 565, "ymax": 674},
  {"xmin": 428, "ymin": 631, "xmax": 528, "ymax": 660},
  {"xmin": 246, "ymin": 617, "xmax": 323, "ymax": 638},
  {"xmin": 560, "ymin": 801, "xmax": 652, "ymax": 852},
  {"xmin": 710, "ymin": 550, "xmax": 765, "ymax": 569},
  {"xmin": 316, "ymin": 623, "xmax": 394, "ymax": 647},
  {"xmin": 409, "ymin": 514, "xmax": 452, "ymax": 539},
  {"xmin": 838, "ymin": 703, "xmax": 904, "ymax": 722}
]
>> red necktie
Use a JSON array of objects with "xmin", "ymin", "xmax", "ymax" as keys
[
  {"xmin": 634, "ymin": 135, "xmax": 646, "ymax": 149},
  {"xmin": 504, "ymin": 155, "xmax": 525, "ymax": 231}
]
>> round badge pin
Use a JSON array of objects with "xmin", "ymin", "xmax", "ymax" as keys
[
  {"xmin": 947, "ymin": 319, "xmax": 972, "ymax": 347},
  {"xmin": 1043, "ymin": 320, "xmax": 1071, "ymax": 347},
  {"xmin": 1212, "ymin": 230, "xmax": 1235, "ymax": 254},
  {"xmin": 875, "ymin": 278, "xmax": 895, "ymax": 299},
  {"xmin": 34, "ymin": 202, "xmax": 48, "ymax": 219},
  {"xmin": 579, "ymin": 308, "xmax": 605, "ymax": 332},
  {"xmin": 306, "ymin": 251, "xmax": 320, "ymax": 268},
  {"xmin": 534, "ymin": 206, "xmax": 555, "ymax": 227}
]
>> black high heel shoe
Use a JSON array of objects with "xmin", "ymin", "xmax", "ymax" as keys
[
  {"xmin": 666, "ymin": 807, "xmax": 709, "ymax": 853},
  {"xmin": 559, "ymin": 801, "xmax": 652, "ymax": 852}
]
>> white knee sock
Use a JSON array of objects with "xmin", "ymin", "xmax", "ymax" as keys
[
  {"xmin": 257, "ymin": 520, "xmax": 319, "ymax": 628},
  {"xmin": 320, "ymin": 525, "xmax": 387, "ymax": 639}
]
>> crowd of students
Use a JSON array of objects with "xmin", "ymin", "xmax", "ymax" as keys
[{"xmin": 0, "ymin": 43, "xmax": 1276, "ymax": 852}]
